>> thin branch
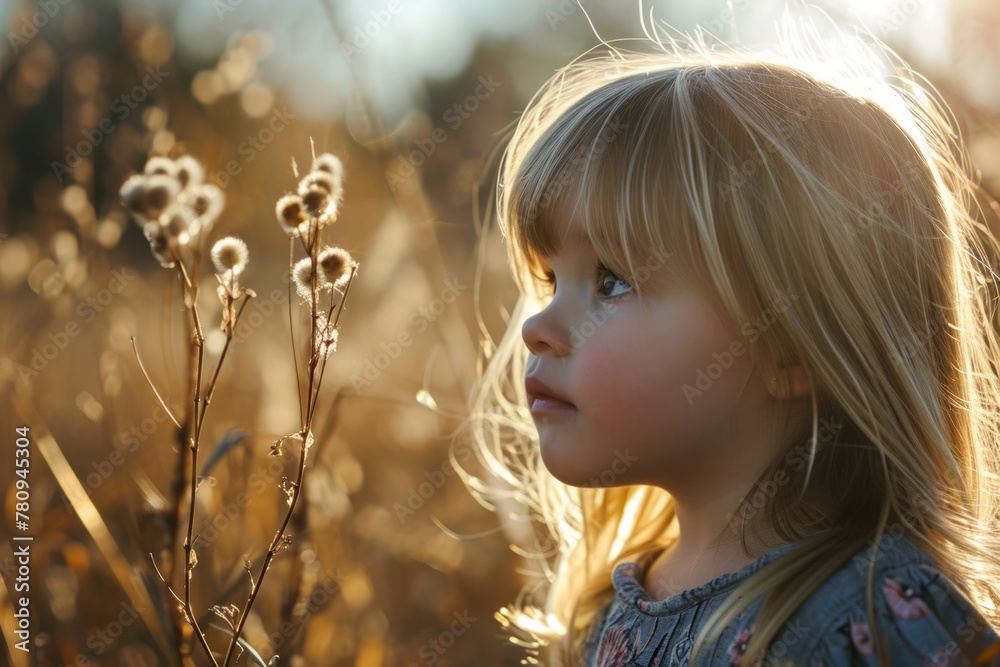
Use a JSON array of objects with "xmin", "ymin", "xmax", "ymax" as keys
[
  {"xmin": 304, "ymin": 218, "xmax": 320, "ymax": 427},
  {"xmin": 209, "ymin": 624, "xmax": 268, "ymax": 667},
  {"xmin": 288, "ymin": 236, "xmax": 305, "ymax": 426},
  {"xmin": 165, "ymin": 259, "xmax": 197, "ymax": 665},
  {"xmin": 308, "ymin": 265, "xmax": 357, "ymax": 421},
  {"xmin": 177, "ymin": 266, "xmax": 219, "ymax": 667},
  {"xmin": 198, "ymin": 292, "xmax": 255, "ymax": 426},
  {"xmin": 130, "ymin": 337, "xmax": 182, "ymax": 429},
  {"xmin": 150, "ymin": 553, "xmax": 186, "ymax": 608}
]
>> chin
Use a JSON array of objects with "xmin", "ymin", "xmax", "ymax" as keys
[
  {"xmin": 539, "ymin": 445, "xmax": 595, "ymax": 487},
  {"xmin": 540, "ymin": 453, "xmax": 610, "ymax": 488}
]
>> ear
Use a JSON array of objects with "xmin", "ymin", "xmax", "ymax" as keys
[{"xmin": 766, "ymin": 365, "xmax": 812, "ymax": 400}]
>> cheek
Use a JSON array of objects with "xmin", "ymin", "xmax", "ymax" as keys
[{"xmin": 575, "ymin": 312, "xmax": 750, "ymax": 439}]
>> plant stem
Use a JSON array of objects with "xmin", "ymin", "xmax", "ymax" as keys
[
  {"xmin": 165, "ymin": 266, "xmax": 197, "ymax": 664},
  {"xmin": 222, "ymin": 216, "xmax": 354, "ymax": 666},
  {"xmin": 308, "ymin": 265, "xmax": 357, "ymax": 422},
  {"xmin": 304, "ymin": 218, "xmax": 320, "ymax": 426},
  {"xmin": 222, "ymin": 426, "xmax": 311, "ymax": 667},
  {"xmin": 176, "ymin": 259, "xmax": 221, "ymax": 667},
  {"xmin": 288, "ymin": 237, "xmax": 305, "ymax": 427},
  {"xmin": 199, "ymin": 294, "xmax": 253, "ymax": 426}
]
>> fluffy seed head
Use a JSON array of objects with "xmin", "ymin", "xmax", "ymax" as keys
[
  {"xmin": 211, "ymin": 236, "xmax": 249, "ymax": 275},
  {"xmin": 120, "ymin": 173, "xmax": 180, "ymax": 223},
  {"xmin": 161, "ymin": 203, "xmax": 198, "ymax": 246},
  {"xmin": 318, "ymin": 246, "xmax": 353, "ymax": 288},
  {"xmin": 308, "ymin": 153, "xmax": 344, "ymax": 220},
  {"xmin": 173, "ymin": 155, "xmax": 205, "ymax": 191},
  {"xmin": 276, "ymin": 194, "xmax": 307, "ymax": 235},
  {"xmin": 146, "ymin": 175, "xmax": 180, "ymax": 213},
  {"xmin": 183, "ymin": 183, "xmax": 225, "ymax": 228},
  {"xmin": 143, "ymin": 222, "xmax": 175, "ymax": 268},
  {"xmin": 120, "ymin": 174, "xmax": 152, "ymax": 224},
  {"xmin": 311, "ymin": 153, "xmax": 343, "ymax": 180},
  {"xmin": 143, "ymin": 156, "xmax": 177, "ymax": 178},
  {"xmin": 314, "ymin": 313, "xmax": 339, "ymax": 360},
  {"xmin": 301, "ymin": 186, "xmax": 330, "ymax": 219},
  {"xmin": 292, "ymin": 257, "xmax": 314, "ymax": 300},
  {"xmin": 298, "ymin": 171, "xmax": 336, "ymax": 195}
]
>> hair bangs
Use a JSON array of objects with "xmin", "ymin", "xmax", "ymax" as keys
[{"xmin": 504, "ymin": 70, "xmax": 707, "ymax": 302}]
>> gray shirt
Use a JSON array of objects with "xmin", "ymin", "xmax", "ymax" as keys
[{"xmin": 583, "ymin": 533, "xmax": 999, "ymax": 666}]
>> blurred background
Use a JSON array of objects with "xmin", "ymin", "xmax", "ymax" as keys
[{"xmin": 1, "ymin": 0, "xmax": 999, "ymax": 665}]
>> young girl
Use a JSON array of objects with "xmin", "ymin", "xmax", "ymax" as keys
[{"xmin": 463, "ymin": 14, "xmax": 1000, "ymax": 667}]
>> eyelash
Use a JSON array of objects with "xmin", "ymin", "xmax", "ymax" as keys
[
  {"xmin": 538, "ymin": 262, "xmax": 634, "ymax": 301},
  {"xmin": 594, "ymin": 262, "xmax": 632, "ymax": 301}
]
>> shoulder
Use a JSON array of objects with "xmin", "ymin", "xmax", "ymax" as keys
[{"xmin": 782, "ymin": 532, "xmax": 1000, "ymax": 667}]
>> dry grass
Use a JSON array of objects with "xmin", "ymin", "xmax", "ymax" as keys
[{"xmin": 0, "ymin": 8, "xmax": 523, "ymax": 665}]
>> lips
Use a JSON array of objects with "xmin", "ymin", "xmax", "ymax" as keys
[{"xmin": 525, "ymin": 375, "xmax": 576, "ymax": 415}]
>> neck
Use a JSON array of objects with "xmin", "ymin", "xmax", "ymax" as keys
[
  {"xmin": 673, "ymin": 487, "xmax": 787, "ymax": 565},
  {"xmin": 642, "ymin": 481, "xmax": 801, "ymax": 599}
]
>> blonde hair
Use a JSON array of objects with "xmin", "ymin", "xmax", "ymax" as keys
[{"xmin": 462, "ymin": 14, "xmax": 1000, "ymax": 667}]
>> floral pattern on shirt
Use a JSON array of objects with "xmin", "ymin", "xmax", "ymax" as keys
[
  {"xmin": 594, "ymin": 625, "xmax": 631, "ymax": 667},
  {"xmin": 727, "ymin": 625, "xmax": 752, "ymax": 665},
  {"xmin": 882, "ymin": 575, "xmax": 930, "ymax": 620},
  {"xmin": 582, "ymin": 534, "xmax": 1000, "ymax": 667},
  {"xmin": 849, "ymin": 617, "xmax": 873, "ymax": 656}
]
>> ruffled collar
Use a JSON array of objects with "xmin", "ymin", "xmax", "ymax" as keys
[{"xmin": 612, "ymin": 541, "xmax": 801, "ymax": 616}]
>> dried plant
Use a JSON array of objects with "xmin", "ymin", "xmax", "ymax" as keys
[
  {"xmin": 217, "ymin": 150, "xmax": 357, "ymax": 666},
  {"xmin": 117, "ymin": 149, "xmax": 357, "ymax": 666}
]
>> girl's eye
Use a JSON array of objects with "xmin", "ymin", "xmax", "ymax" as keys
[{"xmin": 595, "ymin": 262, "xmax": 632, "ymax": 299}]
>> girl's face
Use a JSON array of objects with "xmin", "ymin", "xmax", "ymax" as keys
[{"xmin": 521, "ymin": 222, "xmax": 783, "ymax": 494}]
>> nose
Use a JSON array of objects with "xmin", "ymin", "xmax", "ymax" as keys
[{"xmin": 522, "ymin": 303, "xmax": 570, "ymax": 357}]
